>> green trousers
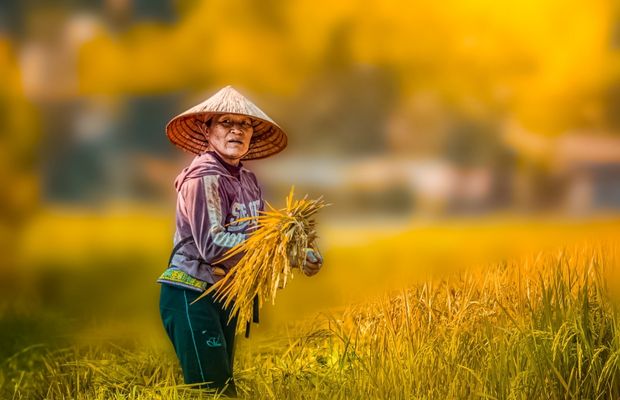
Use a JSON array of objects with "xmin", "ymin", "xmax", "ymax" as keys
[{"xmin": 159, "ymin": 284, "xmax": 238, "ymax": 396}]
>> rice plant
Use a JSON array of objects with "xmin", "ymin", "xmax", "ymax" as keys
[
  {"xmin": 2, "ymin": 219, "xmax": 619, "ymax": 399},
  {"xmin": 195, "ymin": 187, "xmax": 328, "ymax": 334}
]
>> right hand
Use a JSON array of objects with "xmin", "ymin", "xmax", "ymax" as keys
[{"xmin": 301, "ymin": 248, "xmax": 323, "ymax": 277}]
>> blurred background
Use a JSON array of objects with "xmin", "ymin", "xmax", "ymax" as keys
[{"xmin": 1, "ymin": 0, "xmax": 619, "ymax": 361}]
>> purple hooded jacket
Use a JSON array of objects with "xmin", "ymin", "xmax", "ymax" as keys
[{"xmin": 159, "ymin": 152, "xmax": 263, "ymax": 287}]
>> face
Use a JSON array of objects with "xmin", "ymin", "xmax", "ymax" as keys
[{"xmin": 204, "ymin": 114, "xmax": 253, "ymax": 165}]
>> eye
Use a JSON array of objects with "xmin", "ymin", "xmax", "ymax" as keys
[{"xmin": 241, "ymin": 121, "xmax": 252, "ymax": 129}]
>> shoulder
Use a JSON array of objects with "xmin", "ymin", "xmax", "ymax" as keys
[
  {"xmin": 240, "ymin": 166, "xmax": 259, "ymax": 185},
  {"xmin": 179, "ymin": 175, "xmax": 223, "ymax": 202},
  {"xmin": 176, "ymin": 153, "xmax": 229, "ymax": 191}
]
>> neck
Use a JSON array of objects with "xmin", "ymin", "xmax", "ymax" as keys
[
  {"xmin": 222, "ymin": 157, "xmax": 240, "ymax": 167},
  {"xmin": 209, "ymin": 150, "xmax": 240, "ymax": 166},
  {"xmin": 209, "ymin": 150, "xmax": 241, "ymax": 167}
]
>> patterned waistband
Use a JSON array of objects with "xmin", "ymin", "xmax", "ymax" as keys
[{"xmin": 157, "ymin": 267, "xmax": 210, "ymax": 291}]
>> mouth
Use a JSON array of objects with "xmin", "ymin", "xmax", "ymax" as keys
[{"xmin": 227, "ymin": 139, "xmax": 243, "ymax": 145}]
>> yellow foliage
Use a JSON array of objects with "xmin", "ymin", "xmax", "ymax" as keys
[{"xmin": 75, "ymin": 0, "xmax": 617, "ymax": 135}]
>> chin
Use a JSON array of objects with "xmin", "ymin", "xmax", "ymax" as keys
[{"xmin": 226, "ymin": 152, "xmax": 244, "ymax": 159}]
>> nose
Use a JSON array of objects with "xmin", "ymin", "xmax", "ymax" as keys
[{"xmin": 230, "ymin": 123, "xmax": 252, "ymax": 136}]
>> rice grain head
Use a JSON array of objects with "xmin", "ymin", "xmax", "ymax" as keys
[{"xmin": 193, "ymin": 187, "xmax": 328, "ymax": 334}]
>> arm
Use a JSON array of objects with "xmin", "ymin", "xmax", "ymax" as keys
[{"xmin": 181, "ymin": 175, "xmax": 245, "ymax": 265}]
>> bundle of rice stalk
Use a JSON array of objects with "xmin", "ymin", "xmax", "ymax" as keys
[{"xmin": 194, "ymin": 187, "xmax": 328, "ymax": 334}]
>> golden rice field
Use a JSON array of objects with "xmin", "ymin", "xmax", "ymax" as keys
[{"xmin": 1, "ymin": 210, "xmax": 619, "ymax": 399}]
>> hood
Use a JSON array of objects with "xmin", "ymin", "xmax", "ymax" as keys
[{"xmin": 174, "ymin": 152, "xmax": 234, "ymax": 192}]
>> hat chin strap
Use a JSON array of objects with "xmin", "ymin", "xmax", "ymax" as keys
[{"xmin": 197, "ymin": 119, "xmax": 210, "ymax": 145}]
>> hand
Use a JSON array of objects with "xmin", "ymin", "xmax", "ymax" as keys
[{"xmin": 301, "ymin": 248, "xmax": 323, "ymax": 277}]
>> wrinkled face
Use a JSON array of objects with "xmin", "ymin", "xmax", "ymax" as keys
[{"xmin": 205, "ymin": 114, "xmax": 254, "ymax": 165}]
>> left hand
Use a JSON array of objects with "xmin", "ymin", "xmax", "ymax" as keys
[{"xmin": 301, "ymin": 248, "xmax": 323, "ymax": 277}]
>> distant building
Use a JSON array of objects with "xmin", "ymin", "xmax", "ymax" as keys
[
  {"xmin": 253, "ymin": 155, "xmax": 506, "ymax": 217},
  {"xmin": 557, "ymin": 134, "xmax": 620, "ymax": 213},
  {"xmin": 504, "ymin": 121, "xmax": 620, "ymax": 213}
]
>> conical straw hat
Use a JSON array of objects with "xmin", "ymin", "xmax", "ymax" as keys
[{"xmin": 166, "ymin": 86, "xmax": 288, "ymax": 160}]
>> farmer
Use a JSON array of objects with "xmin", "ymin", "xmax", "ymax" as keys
[{"xmin": 157, "ymin": 86, "xmax": 323, "ymax": 396}]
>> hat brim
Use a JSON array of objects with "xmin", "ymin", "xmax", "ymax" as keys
[
  {"xmin": 166, "ymin": 112, "xmax": 287, "ymax": 160},
  {"xmin": 166, "ymin": 86, "xmax": 288, "ymax": 160}
]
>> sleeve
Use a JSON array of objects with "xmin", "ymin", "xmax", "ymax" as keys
[
  {"xmin": 258, "ymin": 183, "xmax": 265, "ymax": 213},
  {"xmin": 250, "ymin": 171, "xmax": 265, "ymax": 213},
  {"xmin": 181, "ymin": 175, "xmax": 246, "ymax": 264}
]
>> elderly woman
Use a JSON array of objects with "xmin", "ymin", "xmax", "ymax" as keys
[{"xmin": 157, "ymin": 86, "xmax": 322, "ymax": 396}]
